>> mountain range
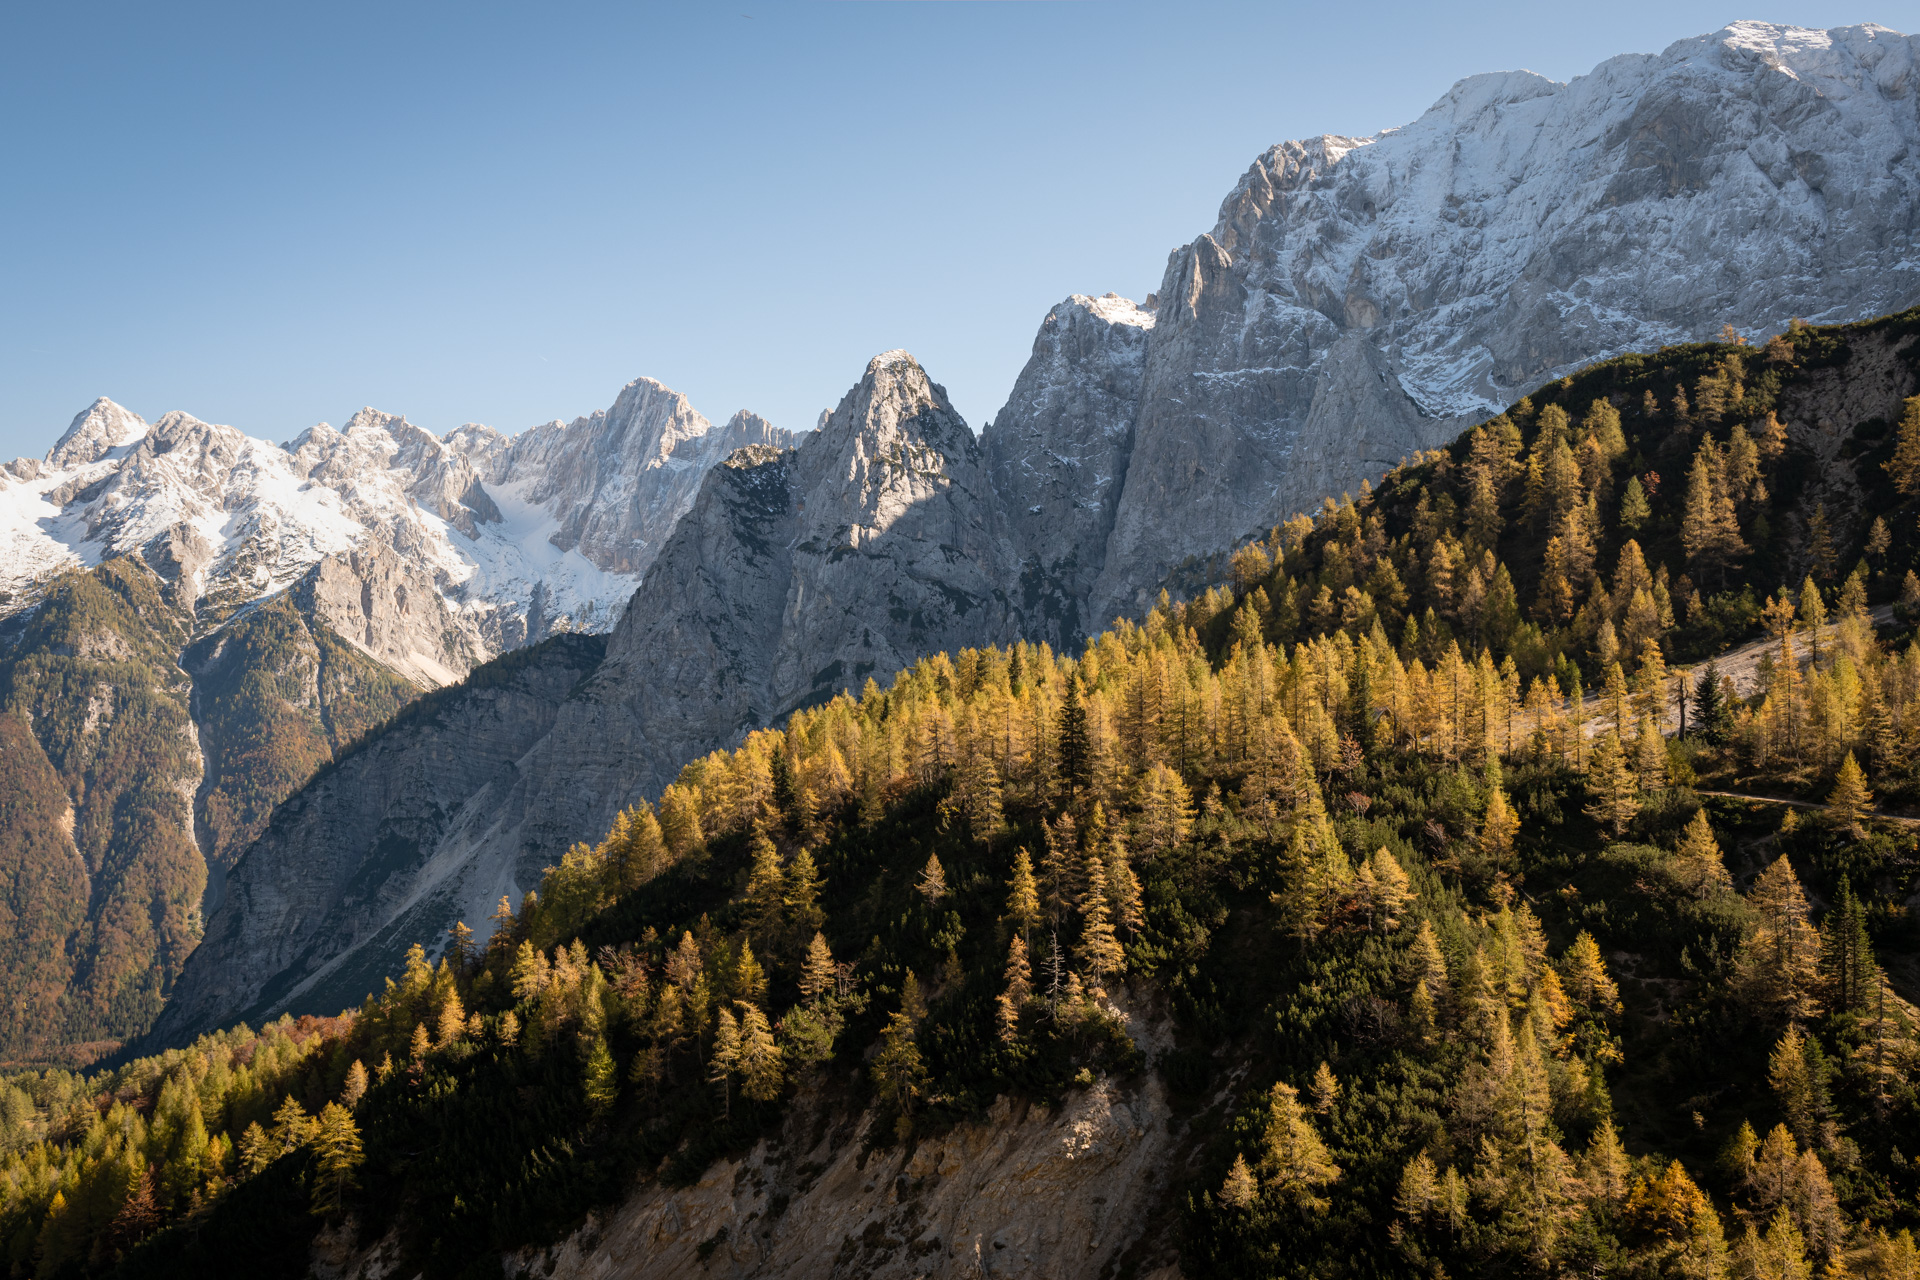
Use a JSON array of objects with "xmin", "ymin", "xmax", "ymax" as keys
[{"xmin": 4, "ymin": 19, "xmax": 1919, "ymax": 1060}]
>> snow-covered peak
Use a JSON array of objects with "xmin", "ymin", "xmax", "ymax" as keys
[
  {"xmin": 46, "ymin": 397, "xmax": 148, "ymax": 470},
  {"xmin": 1077, "ymin": 293, "xmax": 1156, "ymax": 330},
  {"xmin": 1, "ymin": 373, "xmax": 792, "ymax": 668}
]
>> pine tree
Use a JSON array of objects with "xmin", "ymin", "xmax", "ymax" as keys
[
  {"xmin": 871, "ymin": 1005, "xmax": 930, "ymax": 1140},
  {"xmin": 1634, "ymin": 716, "xmax": 1670, "ymax": 793},
  {"xmin": 996, "ymin": 935, "xmax": 1031, "ymax": 1043},
  {"xmin": 1309, "ymin": 1061, "xmax": 1341, "ymax": 1114},
  {"xmin": 1674, "ymin": 810, "xmax": 1734, "ymax": 898},
  {"xmin": 340, "ymin": 1059, "xmax": 369, "ymax": 1110},
  {"xmin": 743, "ymin": 826, "xmax": 785, "ymax": 943},
  {"xmin": 1826, "ymin": 752, "xmax": 1872, "ymax": 836},
  {"xmin": 1057, "ymin": 679, "xmax": 1092, "ymax": 804},
  {"xmin": 1741, "ymin": 856, "xmax": 1823, "ymax": 1022},
  {"xmin": 1817, "ymin": 881, "xmax": 1875, "ymax": 1016},
  {"xmin": 1562, "ymin": 931, "xmax": 1621, "ymax": 1016},
  {"xmin": 1885, "ymin": 394, "xmax": 1920, "ymax": 495},
  {"xmin": 1585, "ymin": 732, "xmax": 1641, "ymax": 835},
  {"xmin": 1256, "ymin": 1082, "xmax": 1341, "ymax": 1211},
  {"xmin": 446, "ymin": 920, "xmax": 476, "ymax": 972},
  {"xmin": 1221, "ymin": 1153, "xmax": 1259, "ymax": 1210},
  {"xmin": 1005, "ymin": 847, "xmax": 1042, "ymax": 945},
  {"xmin": 916, "ymin": 852, "xmax": 949, "ymax": 903},
  {"xmin": 272, "ymin": 1096, "xmax": 317, "ymax": 1154},
  {"xmin": 1076, "ymin": 850, "xmax": 1125, "ymax": 980},
  {"xmin": 308, "ymin": 1103, "xmax": 363, "ymax": 1218},
  {"xmin": 1107, "ymin": 840, "xmax": 1145, "ymax": 940},
  {"xmin": 709, "ymin": 1007, "xmax": 741, "ymax": 1118},
  {"xmin": 733, "ymin": 939, "xmax": 767, "ymax": 1006},
  {"xmin": 783, "ymin": 846, "xmax": 826, "ymax": 941},
  {"xmin": 1478, "ymin": 783, "xmax": 1519, "ymax": 864},
  {"xmin": 1396, "ymin": 1151, "xmax": 1439, "ymax": 1220},
  {"xmin": 737, "ymin": 1003, "xmax": 783, "ymax": 1102},
  {"xmin": 111, "ymin": 1166, "xmax": 160, "ymax": 1245},
  {"xmin": 1619, "ymin": 474, "xmax": 1652, "ymax": 531},
  {"xmin": 799, "ymin": 932, "xmax": 836, "ymax": 1005},
  {"xmin": 583, "ymin": 1036, "xmax": 618, "ymax": 1116},
  {"xmin": 1134, "ymin": 762, "xmax": 1194, "ymax": 858}
]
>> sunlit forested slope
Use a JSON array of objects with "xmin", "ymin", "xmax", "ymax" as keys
[{"xmin": 6, "ymin": 312, "xmax": 1920, "ymax": 1278}]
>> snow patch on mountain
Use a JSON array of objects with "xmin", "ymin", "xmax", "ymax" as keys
[{"xmin": 0, "ymin": 382, "xmax": 792, "ymax": 672}]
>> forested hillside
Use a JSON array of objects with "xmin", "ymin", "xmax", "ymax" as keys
[
  {"xmin": 0, "ymin": 563, "xmax": 422, "ymax": 1066},
  {"xmin": 5, "ymin": 312, "xmax": 1920, "ymax": 1278}
]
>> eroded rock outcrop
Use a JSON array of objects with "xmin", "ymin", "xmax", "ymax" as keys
[{"xmin": 520, "ymin": 1079, "xmax": 1181, "ymax": 1280}]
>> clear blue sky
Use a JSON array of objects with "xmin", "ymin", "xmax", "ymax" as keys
[{"xmin": 2, "ymin": 2, "xmax": 1912, "ymax": 460}]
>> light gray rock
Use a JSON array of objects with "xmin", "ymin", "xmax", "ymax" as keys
[
  {"xmin": 1074, "ymin": 20, "xmax": 1920, "ymax": 622},
  {"xmin": 495, "ymin": 380, "xmax": 791, "ymax": 575},
  {"xmin": 148, "ymin": 633, "xmax": 607, "ymax": 1041},
  {"xmin": 290, "ymin": 540, "xmax": 489, "ymax": 687},
  {"xmin": 985, "ymin": 294, "xmax": 1153, "ymax": 646}
]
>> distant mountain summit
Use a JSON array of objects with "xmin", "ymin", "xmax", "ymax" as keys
[
  {"xmin": 996, "ymin": 21, "xmax": 1920, "ymax": 629},
  {"xmin": 1, "ymin": 381, "xmax": 791, "ymax": 665}
]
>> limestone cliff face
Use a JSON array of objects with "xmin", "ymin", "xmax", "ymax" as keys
[
  {"xmin": 148, "ymin": 634, "xmax": 607, "ymax": 1042},
  {"xmin": 511, "ymin": 1079, "xmax": 1183, "ymax": 1280},
  {"xmin": 984, "ymin": 295, "xmax": 1153, "ymax": 646},
  {"xmin": 494, "ymin": 379, "xmax": 791, "ymax": 576},
  {"xmin": 1015, "ymin": 21, "xmax": 1920, "ymax": 624},
  {"xmin": 290, "ymin": 541, "xmax": 488, "ymax": 688},
  {"xmin": 154, "ymin": 355, "xmax": 1016, "ymax": 1041}
]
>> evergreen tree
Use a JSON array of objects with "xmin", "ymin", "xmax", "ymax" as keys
[
  {"xmin": 1825, "ymin": 752, "xmax": 1872, "ymax": 837},
  {"xmin": 1005, "ymin": 847, "xmax": 1042, "ymax": 946},
  {"xmin": 783, "ymin": 846, "xmax": 826, "ymax": 942},
  {"xmin": 737, "ymin": 1003, "xmax": 783, "ymax": 1102},
  {"xmin": 1584, "ymin": 732, "xmax": 1641, "ymax": 835},
  {"xmin": 1673, "ymin": 810, "xmax": 1733, "ymax": 898},
  {"xmin": 1057, "ymin": 679, "xmax": 1092, "ymax": 804},
  {"xmin": 1221, "ymin": 1154, "xmax": 1259, "ymax": 1210},
  {"xmin": 1134, "ymin": 762, "xmax": 1195, "ymax": 858},
  {"xmin": 340, "ymin": 1059, "xmax": 369, "ymax": 1110},
  {"xmin": 710, "ymin": 1007, "xmax": 741, "ymax": 1118},
  {"xmin": 1886, "ymin": 394, "xmax": 1920, "ymax": 495},
  {"xmin": 1817, "ymin": 881, "xmax": 1875, "ymax": 1016},
  {"xmin": 871, "ymin": 1003, "xmax": 930, "ymax": 1140},
  {"xmin": 798, "ymin": 932, "xmax": 836, "ymax": 1005},
  {"xmin": 309, "ymin": 1103, "xmax": 364, "ymax": 1219},
  {"xmin": 1076, "ymin": 851, "xmax": 1126, "ymax": 981},
  {"xmin": 1740, "ymin": 856, "xmax": 1823, "ymax": 1022},
  {"xmin": 1479, "ymin": 785, "xmax": 1520, "ymax": 864},
  {"xmin": 1562, "ymin": 931, "xmax": 1621, "ymax": 1016},
  {"xmin": 743, "ymin": 827, "xmax": 785, "ymax": 943},
  {"xmin": 996, "ymin": 936, "xmax": 1031, "ymax": 1043},
  {"xmin": 582, "ymin": 1036, "xmax": 618, "ymax": 1116},
  {"xmin": 1255, "ymin": 1082, "xmax": 1341, "ymax": 1212},
  {"xmin": 1619, "ymin": 474, "xmax": 1651, "ymax": 531},
  {"xmin": 916, "ymin": 852, "xmax": 949, "ymax": 904}
]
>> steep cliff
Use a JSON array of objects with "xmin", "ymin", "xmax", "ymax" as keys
[
  {"xmin": 149, "ymin": 634, "xmax": 607, "ymax": 1043},
  {"xmin": 980, "ymin": 22, "xmax": 1920, "ymax": 626}
]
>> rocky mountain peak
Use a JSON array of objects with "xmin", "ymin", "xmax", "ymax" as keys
[{"xmin": 45, "ymin": 396, "xmax": 148, "ymax": 470}]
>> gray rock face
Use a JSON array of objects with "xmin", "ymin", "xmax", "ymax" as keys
[
  {"xmin": 984, "ymin": 294, "xmax": 1154, "ymax": 646},
  {"xmin": 1036, "ymin": 21, "xmax": 1920, "ymax": 623},
  {"xmin": 149, "ymin": 634, "xmax": 607, "ymax": 1041},
  {"xmin": 492, "ymin": 380, "xmax": 791, "ymax": 575},
  {"xmin": 290, "ymin": 541, "xmax": 489, "ymax": 687}
]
